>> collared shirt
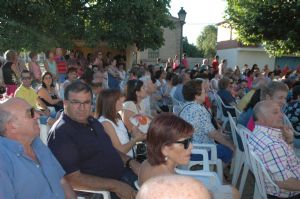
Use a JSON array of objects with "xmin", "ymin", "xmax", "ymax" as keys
[
  {"xmin": 0, "ymin": 137, "xmax": 66, "ymax": 199},
  {"xmin": 249, "ymin": 125, "xmax": 300, "ymax": 198},
  {"xmin": 14, "ymin": 84, "xmax": 39, "ymax": 108},
  {"xmin": 48, "ymin": 114, "xmax": 125, "ymax": 180},
  {"xmin": 179, "ymin": 101, "xmax": 215, "ymax": 144}
]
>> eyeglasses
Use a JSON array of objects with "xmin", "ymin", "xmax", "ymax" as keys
[
  {"xmin": 26, "ymin": 107, "xmax": 41, "ymax": 118},
  {"xmin": 68, "ymin": 100, "xmax": 91, "ymax": 107},
  {"xmin": 21, "ymin": 76, "xmax": 31, "ymax": 81},
  {"xmin": 174, "ymin": 137, "xmax": 193, "ymax": 149}
]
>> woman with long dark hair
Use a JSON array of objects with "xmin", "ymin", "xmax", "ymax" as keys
[{"xmin": 96, "ymin": 89, "xmax": 146, "ymax": 157}]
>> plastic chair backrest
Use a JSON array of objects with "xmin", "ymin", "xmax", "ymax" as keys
[
  {"xmin": 234, "ymin": 106, "xmax": 241, "ymax": 119},
  {"xmin": 227, "ymin": 112, "xmax": 238, "ymax": 148},
  {"xmin": 237, "ymin": 124, "xmax": 252, "ymax": 167},
  {"xmin": 214, "ymin": 93, "xmax": 225, "ymax": 117},
  {"xmin": 175, "ymin": 148, "xmax": 222, "ymax": 187},
  {"xmin": 189, "ymin": 148, "xmax": 210, "ymax": 172},
  {"xmin": 191, "ymin": 143, "xmax": 223, "ymax": 181},
  {"xmin": 249, "ymin": 150, "xmax": 280, "ymax": 199},
  {"xmin": 134, "ymin": 180, "xmax": 140, "ymax": 190}
]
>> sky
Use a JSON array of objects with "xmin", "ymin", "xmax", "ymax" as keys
[{"xmin": 169, "ymin": 0, "xmax": 227, "ymax": 45}]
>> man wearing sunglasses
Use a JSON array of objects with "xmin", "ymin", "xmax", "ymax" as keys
[
  {"xmin": 0, "ymin": 98, "xmax": 76, "ymax": 199},
  {"xmin": 48, "ymin": 81, "xmax": 140, "ymax": 199}
]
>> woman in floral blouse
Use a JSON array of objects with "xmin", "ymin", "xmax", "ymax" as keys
[{"xmin": 179, "ymin": 79, "xmax": 235, "ymax": 164}]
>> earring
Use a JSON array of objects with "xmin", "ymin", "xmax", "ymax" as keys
[{"xmin": 165, "ymin": 156, "xmax": 168, "ymax": 161}]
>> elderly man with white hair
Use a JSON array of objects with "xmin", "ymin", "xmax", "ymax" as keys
[
  {"xmin": 136, "ymin": 175, "xmax": 212, "ymax": 199},
  {"xmin": 0, "ymin": 98, "xmax": 75, "ymax": 199},
  {"xmin": 249, "ymin": 100, "xmax": 300, "ymax": 198}
]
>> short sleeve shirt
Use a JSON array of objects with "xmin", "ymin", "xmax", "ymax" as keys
[
  {"xmin": 48, "ymin": 114, "xmax": 125, "ymax": 180},
  {"xmin": 14, "ymin": 85, "xmax": 39, "ymax": 108},
  {"xmin": 0, "ymin": 137, "xmax": 65, "ymax": 199},
  {"xmin": 179, "ymin": 102, "xmax": 215, "ymax": 144}
]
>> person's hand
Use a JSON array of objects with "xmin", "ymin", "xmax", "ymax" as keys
[
  {"xmin": 281, "ymin": 125, "xmax": 294, "ymax": 145},
  {"xmin": 131, "ymin": 125, "xmax": 147, "ymax": 142},
  {"xmin": 113, "ymin": 181, "xmax": 137, "ymax": 199}
]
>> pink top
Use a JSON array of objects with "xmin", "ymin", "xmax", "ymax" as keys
[
  {"xmin": 30, "ymin": 62, "xmax": 42, "ymax": 80},
  {"xmin": 246, "ymin": 116, "xmax": 255, "ymax": 131},
  {"xmin": 182, "ymin": 58, "xmax": 189, "ymax": 68}
]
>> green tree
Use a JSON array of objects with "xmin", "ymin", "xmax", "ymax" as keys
[
  {"xmin": 182, "ymin": 37, "xmax": 203, "ymax": 57},
  {"xmin": 0, "ymin": 0, "xmax": 173, "ymax": 52},
  {"xmin": 225, "ymin": 0, "xmax": 300, "ymax": 56},
  {"xmin": 196, "ymin": 25, "xmax": 217, "ymax": 59}
]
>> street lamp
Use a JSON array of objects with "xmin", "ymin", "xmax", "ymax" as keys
[{"xmin": 178, "ymin": 7, "xmax": 186, "ymax": 69}]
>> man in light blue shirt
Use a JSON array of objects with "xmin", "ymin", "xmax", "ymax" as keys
[{"xmin": 0, "ymin": 98, "xmax": 75, "ymax": 199}]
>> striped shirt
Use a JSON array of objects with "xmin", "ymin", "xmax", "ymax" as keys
[{"xmin": 248, "ymin": 125, "xmax": 300, "ymax": 197}]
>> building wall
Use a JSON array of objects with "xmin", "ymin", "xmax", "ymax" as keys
[
  {"xmin": 237, "ymin": 50, "xmax": 275, "ymax": 70},
  {"xmin": 217, "ymin": 48, "xmax": 275, "ymax": 70},
  {"xmin": 139, "ymin": 16, "xmax": 181, "ymax": 64},
  {"xmin": 217, "ymin": 48, "xmax": 239, "ymax": 69},
  {"xmin": 217, "ymin": 23, "xmax": 238, "ymax": 42}
]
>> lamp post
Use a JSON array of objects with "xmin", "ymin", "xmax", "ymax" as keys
[{"xmin": 178, "ymin": 7, "xmax": 186, "ymax": 69}]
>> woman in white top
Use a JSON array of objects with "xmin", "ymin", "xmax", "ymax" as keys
[
  {"xmin": 122, "ymin": 79, "xmax": 148, "ymax": 132},
  {"xmin": 96, "ymin": 89, "xmax": 146, "ymax": 157}
]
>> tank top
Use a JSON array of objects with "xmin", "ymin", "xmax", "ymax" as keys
[{"xmin": 99, "ymin": 116, "xmax": 134, "ymax": 157}]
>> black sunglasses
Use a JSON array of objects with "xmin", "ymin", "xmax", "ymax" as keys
[
  {"xmin": 174, "ymin": 137, "xmax": 193, "ymax": 149},
  {"xmin": 27, "ymin": 107, "xmax": 42, "ymax": 118}
]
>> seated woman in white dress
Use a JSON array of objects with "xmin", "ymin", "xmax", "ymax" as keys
[
  {"xmin": 121, "ymin": 79, "xmax": 149, "ymax": 133},
  {"xmin": 96, "ymin": 89, "xmax": 146, "ymax": 157}
]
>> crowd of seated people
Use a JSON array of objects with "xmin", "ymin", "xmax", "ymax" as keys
[{"xmin": 2, "ymin": 48, "xmax": 300, "ymax": 199}]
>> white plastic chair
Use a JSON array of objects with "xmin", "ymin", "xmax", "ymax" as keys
[
  {"xmin": 234, "ymin": 106, "xmax": 241, "ymax": 119},
  {"xmin": 249, "ymin": 151, "xmax": 280, "ymax": 199},
  {"xmin": 75, "ymin": 189, "xmax": 111, "ymax": 199},
  {"xmin": 214, "ymin": 94, "xmax": 236, "ymax": 130},
  {"xmin": 237, "ymin": 124, "xmax": 253, "ymax": 195},
  {"xmin": 227, "ymin": 112, "xmax": 244, "ymax": 187},
  {"xmin": 175, "ymin": 148, "xmax": 222, "ymax": 187},
  {"xmin": 189, "ymin": 144, "xmax": 223, "ymax": 182},
  {"xmin": 134, "ymin": 180, "xmax": 140, "ymax": 190}
]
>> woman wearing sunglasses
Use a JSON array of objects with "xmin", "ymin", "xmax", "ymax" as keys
[{"xmin": 138, "ymin": 113, "xmax": 193, "ymax": 185}]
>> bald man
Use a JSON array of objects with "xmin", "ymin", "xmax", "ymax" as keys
[
  {"xmin": 249, "ymin": 100, "xmax": 300, "ymax": 198},
  {"xmin": 0, "ymin": 98, "xmax": 75, "ymax": 199},
  {"xmin": 136, "ymin": 175, "xmax": 211, "ymax": 199}
]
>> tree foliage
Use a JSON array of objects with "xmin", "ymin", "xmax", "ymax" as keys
[
  {"xmin": 0, "ymin": 0, "xmax": 173, "ymax": 52},
  {"xmin": 226, "ymin": 0, "xmax": 300, "ymax": 56},
  {"xmin": 196, "ymin": 25, "xmax": 217, "ymax": 59},
  {"xmin": 182, "ymin": 37, "xmax": 203, "ymax": 57}
]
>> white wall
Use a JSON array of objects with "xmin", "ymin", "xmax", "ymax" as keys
[
  {"xmin": 217, "ymin": 24, "xmax": 238, "ymax": 42},
  {"xmin": 217, "ymin": 48, "xmax": 239, "ymax": 68},
  {"xmin": 217, "ymin": 48, "xmax": 275, "ymax": 70},
  {"xmin": 237, "ymin": 50, "xmax": 275, "ymax": 70}
]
